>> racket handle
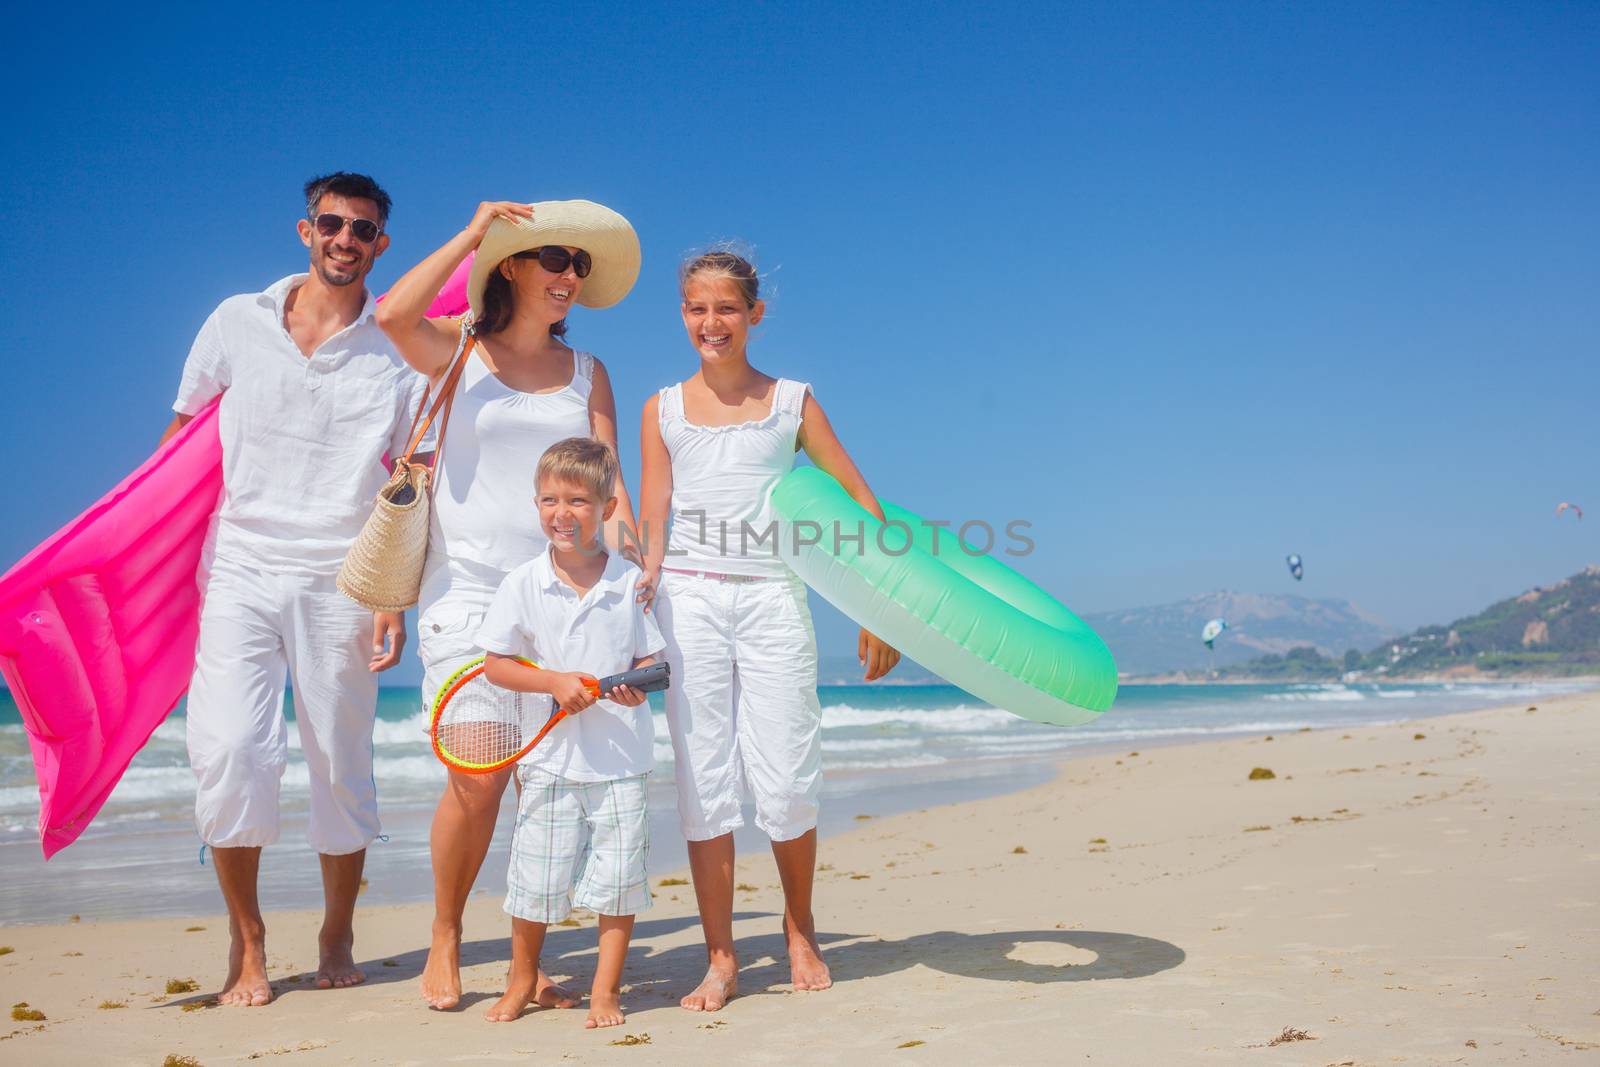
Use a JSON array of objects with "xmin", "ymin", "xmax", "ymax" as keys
[{"xmin": 595, "ymin": 661, "xmax": 672, "ymax": 696}]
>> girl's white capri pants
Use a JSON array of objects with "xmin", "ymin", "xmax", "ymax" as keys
[
  {"xmin": 657, "ymin": 570, "xmax": 823, "ymax": 842},
  {"xmin": 185, "ymin": 559, "xmax": 380, "ymax": 854}
]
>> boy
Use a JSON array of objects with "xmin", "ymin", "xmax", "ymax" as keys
[{"xmin": 478, "ymin": 437, "xmax": 664, "ymax": 1029}]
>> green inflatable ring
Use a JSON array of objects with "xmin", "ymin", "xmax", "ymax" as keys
[{"xmin": 771, "ymin": 467, "xmax": 1117, "ymax": 725}]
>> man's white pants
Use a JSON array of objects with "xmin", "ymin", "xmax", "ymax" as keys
[
  {"xmin": 657, "ymin": 570, "xmax": 823, "ymax": 842},
  {"xmin": 185, "ymin": 559, "xmax": 379, "ymax": 853}
]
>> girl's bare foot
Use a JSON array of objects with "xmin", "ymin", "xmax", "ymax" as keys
[
  {"xmin": 421, "ymin": 919, "xmax": 461, "ymax": 1010},
  {"xmin": 680, "ymin": 963, "xmax": 738, "ymax": 1011},
  {"xmin": 585, "ymin": 989, "xmax": 625, "ymax": 1028},
  {"xmin": 220, "ymin": 923, "xmax": 272, "ymax": 1007},
  {"xmin": 535, "ymin": 973, "xmax": 580, "ymax": 1008},
  {"xmin": 784, "ymin": 916, "xmax": 832, "ymax": 991}
]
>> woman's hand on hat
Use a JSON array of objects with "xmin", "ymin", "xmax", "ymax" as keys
[{"xmin": 465, "ymin": 201, "xmax": 536, "ymax": 243}]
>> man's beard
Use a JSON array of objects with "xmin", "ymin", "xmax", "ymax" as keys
[{"xmin": 314, "ymin": 249, "xmax": 365, "ymax": 287}]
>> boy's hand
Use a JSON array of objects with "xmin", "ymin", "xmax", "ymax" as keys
[
  {"xmin": 369, "ymin": 612, "xmax": 406, "ymax": 672},
  {"xmin": 550, "ymin": 672, "xmax": 600, "ymax": 713},
  {"xmin": 603, "ymin": 683, "xmax": 647, "ymax": 708}
]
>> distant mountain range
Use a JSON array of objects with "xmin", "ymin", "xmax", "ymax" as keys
[
  {"xmin": 1220, "ymin": 565, "xmax": 1600, "ymax": 680},
  {"xmin": 1081, "ymin": 592, "xmax": 1395, "ymax": 676}
]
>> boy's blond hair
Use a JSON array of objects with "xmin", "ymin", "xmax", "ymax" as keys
[{"xmin": 535, "ymin": 437, "xmax": 618, "ymax": 501}]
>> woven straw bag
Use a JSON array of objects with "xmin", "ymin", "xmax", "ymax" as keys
[{"xmin": 337, "ymin": 324, "xmax": 477, "ymax": 612}]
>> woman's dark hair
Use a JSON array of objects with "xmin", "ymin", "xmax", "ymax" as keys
[
  {"xmin": 303, "ymin": 172, "xmax": 392, "ymax": 225},
  {"xmin": 477, "ymin": 265, "xmax": 568, "ymax": 338}
]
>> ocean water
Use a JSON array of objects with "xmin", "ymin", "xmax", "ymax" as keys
[{"xmin": 0, "ymin": 680, "xmax": 1581, "ymax": 924}]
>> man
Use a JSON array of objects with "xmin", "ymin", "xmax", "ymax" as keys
[{"xmin": 162, "ymin": 172, "xmax": 423, "ymax": 1007}]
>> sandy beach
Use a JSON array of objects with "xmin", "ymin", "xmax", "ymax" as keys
[{"xmin": 1, "ymin": 692, "xmax": 1595, "ymax": 1065}]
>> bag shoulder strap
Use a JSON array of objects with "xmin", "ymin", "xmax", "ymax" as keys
[{"xmin": 399, "ymin": 319, "xmax": 474, "ymax": 465}]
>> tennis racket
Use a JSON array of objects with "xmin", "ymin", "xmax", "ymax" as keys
[{"xmin": 429, "ymin": 658, "xmax": 671, "ymax": 774}]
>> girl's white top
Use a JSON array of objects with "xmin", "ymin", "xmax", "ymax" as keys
[
  {"xmin": 657, "ymin": 378, "xmax": 809, "ymax": 578},
  {"xmin": 421, "ymin": 334, "xmax": 595, "ymax": 605}
]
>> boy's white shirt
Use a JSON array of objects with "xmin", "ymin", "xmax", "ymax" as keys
[{"xmin": 477, "ymin": 547, "xmax": 665, "ymax": 782}]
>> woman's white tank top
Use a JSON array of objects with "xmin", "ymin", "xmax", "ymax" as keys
[
  {"xmin": 658, "ymin": 378, "xmax": 809, "ymax": 578},
  {"xmin": 421, "ymin": 338, "xmax": 595, "ymax": 604}
]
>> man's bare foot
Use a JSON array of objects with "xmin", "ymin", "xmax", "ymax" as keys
[
  {"xmin": 535, "ymin": 972, "xmax": 580, "ymax": 1008},
  {"xmin": 421, "ymin": 920, "xmax": 462, "ymax": 1010},
  {"xmin": 220, "ymin": 923, "xmax": 272, "ymax": 1007},
  {"xmin": 484, "ymin": 968, "xmax": 537, "ymax": 1022},
  {"xmin": 585, "ymin": 989, "xmax": 625, "ymax": 1028},
  {"xmin": 680, "ymin": 963, "xmax": 738, "ymax": 1011},
  {"xmin": 784, "ymin": 917, "xmax": 832, "ymax": 991},
  {"xmin": 315, "ymin": 931, "xmax": 366, "ymax": 990}
]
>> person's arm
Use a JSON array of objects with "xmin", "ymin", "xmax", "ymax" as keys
[
  {"xmin": 636, "ymin": 393, "xmax": 674, "ymax": 604},
  {"xmin": 587, "ymin": 359, "xmax": 641, "ymax": 563},
  {"xmin": 164, "ymin": 308, "xmax": 229, "ymax": 446},
  {"xmin": 483, "ymin": 652, "xmax": 599, "ymax": 712},
  {"xmin": 159, "ymin": 412, "xmax": 193, "ymax": 445},
  {"xmin": 374, "ymin": 201, "xmax": 535, "ymax": 377},
  {"xmin": 797, "ymin": 391, "xmax": 902, "ymax": 681}
]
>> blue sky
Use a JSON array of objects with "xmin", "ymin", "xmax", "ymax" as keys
[{"xmin": 2, "ymin": 2, "xmax": 1597, "ymax": 680}]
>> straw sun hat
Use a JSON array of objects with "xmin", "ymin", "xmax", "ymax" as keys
[{"xmin": 466, "ymin": 200, "xmax": 641, "ymax": 316}]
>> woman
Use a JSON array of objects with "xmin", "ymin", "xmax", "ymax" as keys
[{"xmin": 375, "ymin": 199, "xmax": 642, "ymax": 1010}]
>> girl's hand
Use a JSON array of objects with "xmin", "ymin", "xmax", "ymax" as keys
[
  {"xmin": 551, "ymin": 672, "xmax": 599, "ymax": 712},
  {"xmin": 858, "ymin": 628, "xmax": 901, "ymax": 682},
  {"xmin": 635, "ymin": 566, "xmax": 660, "ymax": 611},
  {"xmin": 603, "ymin": 683, "xmax": 647, "ymax": 708},
  {"xmin": 465, "ymin": 201, "xmax": 535, "ymax": 243}
]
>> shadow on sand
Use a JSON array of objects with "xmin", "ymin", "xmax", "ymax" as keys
[{"xmin": 163, "ymin": 912, "xmax": 1183, "ymax": 1011}]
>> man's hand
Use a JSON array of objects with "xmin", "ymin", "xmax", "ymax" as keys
[{"xmin": 369, "ymin": 611, "xmax": 406, "ymax": 672}]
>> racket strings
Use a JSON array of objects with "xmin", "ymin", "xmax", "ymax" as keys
[{"xmin": 434, "ymin": 678, "xmax": 547, "ymax": 769}]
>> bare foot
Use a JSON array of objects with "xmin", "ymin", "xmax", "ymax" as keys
[
  {"xmin": 680, "ymin": 963, "xmax": 738, "ymax": 1011},
  {"xmin": 315, "ymin": 931, "xmax": 366, "ymax": 989},
  {"xmin": 535, "ymin": 972, "xmax": 580, "ymax": 1008},
  {"xmin": 484, "ymin": 968, "xmax": 537, "ymax": 1023},
  {"xmin": 220, "ymin": 923, "xmax": 272, "ymax": 1007},
  {"xmin": 421, "ymin": 920, "xmax": 461, "ymax": 1010},
  {"xmin": 784, "ymin": 916, "xmax": 832, "ymax": 991},
  {"xmin": 585, "ymin": 989, "xmax": 625, "ymax": 1028}
]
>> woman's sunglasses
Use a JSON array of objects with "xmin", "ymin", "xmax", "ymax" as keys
[
  {"xmin": 513, "ymin": 246, "xmax": 592, "ymax": 278},
  {"xmin": 311, "ymin": 213, "xmax": 382, "ymax": 244}
]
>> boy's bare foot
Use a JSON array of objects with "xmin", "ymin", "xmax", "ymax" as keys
[
  {"xmin": 220, "ymin": 922, "xmax": 272, "ymax": 1007},
  {"xmin": 484, "ymin": 969, "xmax": 537, "ymax": 1022},
  {"xmin": 585, "ymin": 989, "xmax": 626, "ymax": 1028},
  {"xmin": 421, "ymin": 919, "xmax": 462, "ymax": 1009},
  {"xmin": 535, "ymin": 972, "xmax": 580, "ymax": 1008},
  {"xmin": 784, "ymin": 916, "xmax": 832, "ymax": 991},
  {"xmin": 680, "ymin": 963, "xmax": 738, "ymax": 1011},
  {"xmin": 315, "ymin": 930, "xmax": 366, "ymax": 989}
]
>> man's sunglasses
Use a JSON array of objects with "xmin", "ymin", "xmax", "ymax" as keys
[
  {"xmin": 513, "ymin": 246, "xmax": 592, "ymax": 278},
  {"xmin": 311, "ymin": 213, "xmax": 382, "ymax": 244}
]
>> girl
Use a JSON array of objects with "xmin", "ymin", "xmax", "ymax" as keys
[
  {"xmin": 376, "ymin": 199, "xmax": 642, "ymax": 1011},
  {"xmin": 639, "ymin": 249, "xmax": 900, "ymax": 1011}
]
